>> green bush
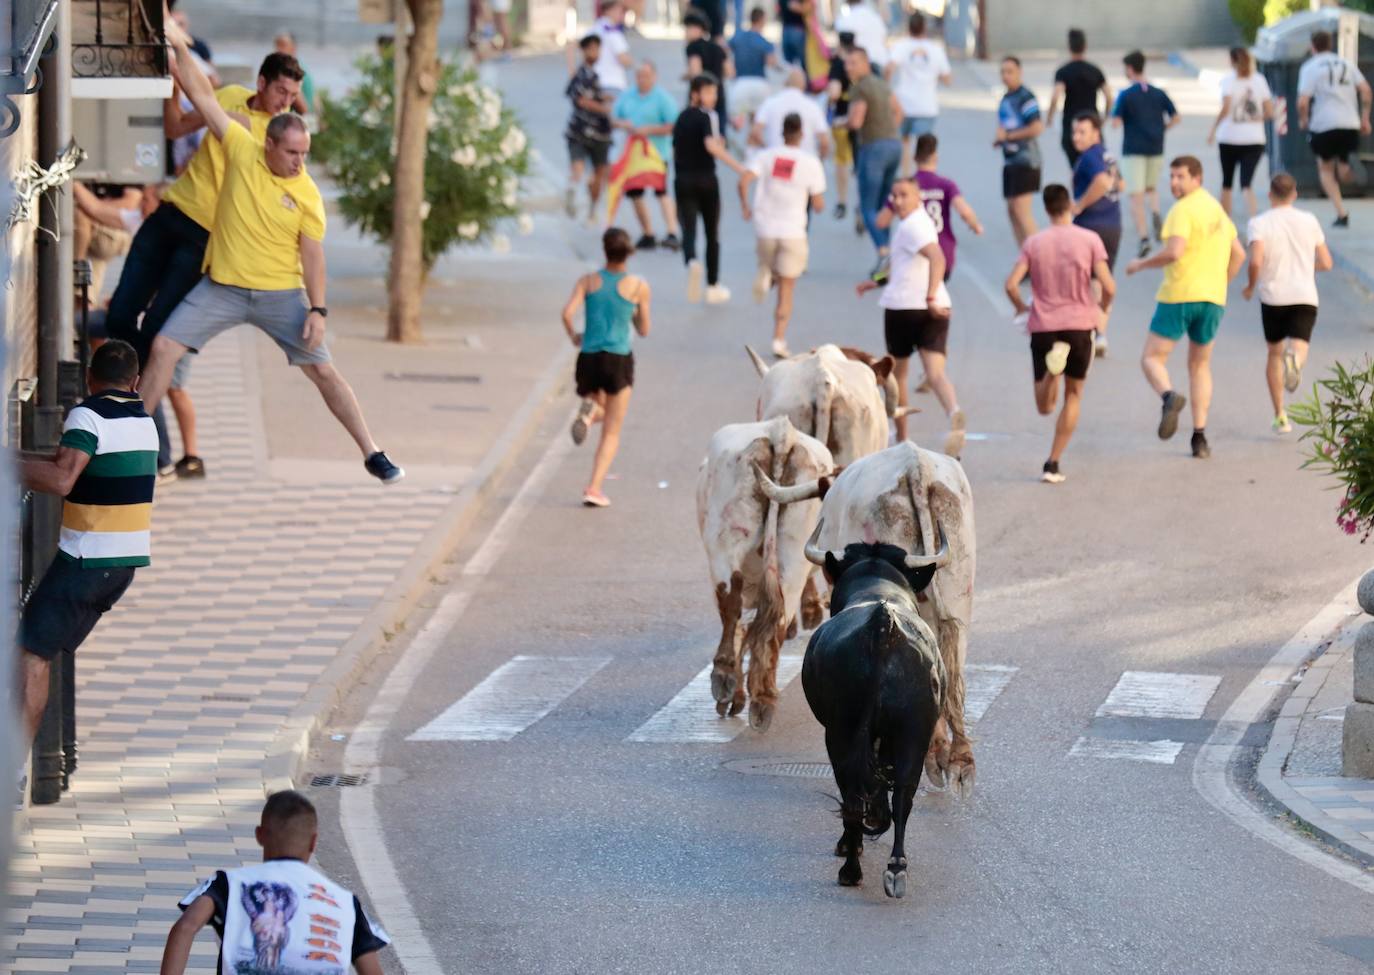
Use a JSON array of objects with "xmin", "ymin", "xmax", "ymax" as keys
[
  {"xmin": 313, "ymin": 52, "xmax": 532, "ymax": 271},
  {"xmin": 1230, "ymin": 0, "xmax": 1265, "ymax": 42},
  {"xmin": 1262, "ymin": 0, "xmax": 1307, "ymax": 27},
  {"xmin": 1290, "ymin": 358, "xmax": 1374, "ymax": 542}
]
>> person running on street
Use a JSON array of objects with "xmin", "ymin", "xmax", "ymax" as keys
[
  {"xmin": 826, "ymin": 32, "xmax": 857, "ymax": 220},
  {"xmin": 885, "ymin": 12, "xmax": 951, "ymax": 175},
  {"xmin": 613, "ymin": 60, "xmax": 682, "ymax": 250},
  {"xmin": 778, "ymin": 0, "xmax": 812, "ymax": 71},
  {"xmin": 674, "ymin": 73, "xmax": 747, "ymax": 304},
  {"xmin": 846, "ymin": 46, "xmax": 903, "ymax": 264},
  {"xmin": 729, "ymin": 7, "xmax": 778, "ymax": 128},
  {"xmin": 685, "ymin": 11, "xmax": 732, "ymax": 136},
  {"xmin": 1005, "ymin": 184, "xmax": 1115, "ymax": 484},
  {"xmin": 752, "ymin": 68, "xmax": 831, "ymax": 158},
  {"xmin": 1112, "ymin": 50, "xmax": 1179, "ymax": 258},
  {"xmin": 566, "ymin": 35, "xmax": 615, "ymax": 224},
  {"xmin": 561, "ymin": 228, "xmax": 653, "ymax": 508},
  {"xmin": 1242, "ymin": 173, "xmax": 1333, "ymax": 435},
  {"xmin": 1298, "ymin": 29, "xmax": 1372, "ymax": 228},
  {"xmin": 1207, "ymin": 46, "xmax": 1273, "ymax": 221},
  {"xmin": 740, "ymin": 112, "xmax": 826, "ymax": 358},
  {"xmin": 150, "ymin": 22, "xmax": 402, "ymax": 483},
  {"xmin": 1046, "ymin": 28, "xmax": 1110, "ymax": 169},
  {"xmin": 1126, "ymin": 155, "xmax": 1245, "ymax": 460},
  {"xmin": 589, "ymin": 0, "xmax": 633, "ymax": 95},
  {"xmin": 1069, "ymin": 112, "xmax": 1121, "ymax": 357},
  {"xmin": 855, "ymin": 178, "xmax": 964, "ymax": 455},
  {"xmin": 996, "ymin": 56, "xmax": 1044, "ymax": 246},
  {"xmin": 912, "ymin": 133, "xmax": 983, "ymax": 279}
]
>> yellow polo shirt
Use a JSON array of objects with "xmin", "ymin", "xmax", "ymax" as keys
[
  {"xmin": 161, "ymin": 86, "xmax": 271, "ymax": 231},
  {"xmin": 204, "ymin": 122, "xmax": 326, "ymax": 292},
  {"xmin": 1156, "ymin": 188, "xmax": 1237, "ymax": 306}
]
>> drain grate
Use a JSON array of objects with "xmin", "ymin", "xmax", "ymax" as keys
[
  {"xmin": 384, "ymin": 371, "xmax": 481, "ymax": 384},
  {"xmin": 310, "ymin": 773, "xmax": 369, "ymax": 788},
  {"xmin": 725, "ymin": 759, "xmax": 833, "ymax": 778}
]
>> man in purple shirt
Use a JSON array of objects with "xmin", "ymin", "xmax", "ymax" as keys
[{"xmin": 912, "ymin": 134, "xmax": 983, "ymax": 278}]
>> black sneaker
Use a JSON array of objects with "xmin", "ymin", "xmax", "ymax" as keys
[
  {"xmin": 174, "ymin": 455, "xmax": 206, "ymax": 479},
  {"xmin": 365, "ymin": 451, "xmax": 405, "ymax": 484},
  {"xmin": 834, "ymin": 203, "xmax": 847, "ymax": 219},
  {"xmin": 1041, "ymin": 460, "xmax": 1066, "ymax": 484},
  {"xmin": 1137, "ymin": 237, "xmax": 1151, "ymax": 259},
  {"xmin": 1191, "ymin": 431, "xmax": 1211, "ymax": 459},
  {"xmin": 660, "ymin": 233, "xmax": 681, "ymax": 251},
  {"xmin": 1158, "ymin": 391, "xmax": 1187, "ymax": 440},
  {"xmin": 635, "ymin": 234, "xmax": 657, "ymax": 250},
  {"xmin": 1152, "ymin": 211, "xmax": 1164, "ymax": 241},
  {"xmin": 1333, "ymin": 213, "xmax": 1350, "ymax": 228}
]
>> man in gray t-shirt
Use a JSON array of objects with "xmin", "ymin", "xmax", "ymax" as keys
[{"xmin": 846, "ymin": 47, "xmax": 903, "ymax": 259}]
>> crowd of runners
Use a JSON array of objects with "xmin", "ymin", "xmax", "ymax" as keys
[{"xmin": 561, "ymin": 6, "xmax": 1367, "ymax": 500}]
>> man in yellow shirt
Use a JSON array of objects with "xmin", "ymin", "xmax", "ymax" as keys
[
  {"xmin": 1126, "ymin": 155, "xmax": 1245, "ymax": 459},
  {"xmin": 145, "ymin": 21, "xmax": 403, "ymax": 484},
  {"xmin": 106, "ymin": 50, "xmax": 303, "ymax": 482}
]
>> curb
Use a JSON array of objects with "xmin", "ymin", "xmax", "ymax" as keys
[{"xmin": 261, "ymin": 339, "xmax": 577, "ymax": 795}]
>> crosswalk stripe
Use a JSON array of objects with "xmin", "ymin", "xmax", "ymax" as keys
[
  {"xmin": 964, "ymin": 664, "xmax": 1018, "ymax": 723},
  {"xmin": 407, "ymin": 655, "xmax": 611, "ymax": 742},
  {"xmin": 1069, "ymin": 738, "xmax": 1186, "ymax": 765},
  {"xmin": 627, "ymin": 655, "xmax": 805, "ymax": 743},
  {"xmin": 1096, "ymin": 671, "xmax": 1221, "ymax": 720}
]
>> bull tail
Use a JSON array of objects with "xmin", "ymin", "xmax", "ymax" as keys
[
  {"xmin": 742, "ymin": 425, "xmax": 790, "ymax": 714},
  {"xmin": 813, "ymin": 375, "xmax": 835, "ymax": 455},
  {"xmin": 858, "ymin": 602, "xmax": 900, "ymax": 837}
]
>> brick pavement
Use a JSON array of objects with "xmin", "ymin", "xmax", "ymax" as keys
[{"xmin": 5, "ymin": 330, "xmax": 454, "ymax": 973}]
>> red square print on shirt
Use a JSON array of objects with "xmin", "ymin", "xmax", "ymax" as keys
[{"xmin": 771, "ymin": 157, "xmax": 795, "ymax": 181}]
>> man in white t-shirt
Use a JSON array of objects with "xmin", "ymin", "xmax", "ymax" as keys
[
  {"xmin": 855, "ymin": 177, "xmax": 963, "ymax": 453},
  {"xmin": 740, "ymin": 113, "xmax": 826, "ymax": 358},
  {"xmin": 1297, "ymin": 29, "xmax": 1372, "ymax": 228},
  {"xmin": 885, "ymin": 12, "xmax": 951, "ymax": 174},
  {"xmin": 1242, "ymin": 172, "xmax": 1334, "ymax": 435},
  {"xmin": 589, "ymin": 0, "xmax": 632, "ymax": 94},
  {"xmin": 836, "ymin": 0, "xmax": 889, "ymax": 70},
  {"xmin": 751, "ymin": 70, "xmax": 831, "ymax": 159}
]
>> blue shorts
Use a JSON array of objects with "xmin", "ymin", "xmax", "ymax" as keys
[
  {"xmin": 1149, "ymin": 301, "xmax": 1224, "ymax": 345},
  {"xmin": 901, "ymin": 116, "xmax": 936, "ymax": 138}
]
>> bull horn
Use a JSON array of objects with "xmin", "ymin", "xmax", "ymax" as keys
[
  {"xmin": 892, "ymin": 405, "xmax": 922, "ymax": 418},
  {"xmin": 745, "ymin": 345, "xmax": 771, "ymax": 377},
  {"xmin": 903, "ymin": 520, "xmax": 950, "ymax": 570},
  {"xmin": 804, "ymin": 518, "xmax": 831, "ymax": 567},
  {"xmin": 754, "ymin": 464, "xmax": 824, "ymax": 504}
]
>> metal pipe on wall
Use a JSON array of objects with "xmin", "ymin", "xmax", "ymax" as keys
[{"xmin": 35, "ymin": 0, "xmax": 72, "ymax": 410}]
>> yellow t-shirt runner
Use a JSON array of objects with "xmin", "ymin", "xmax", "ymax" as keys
[
  {"xmin": 161, "ymin": 86, "xmax": 273, "ymax": 231},
  {"xmin": 1156, "ymin": 188, "xmax": 1237, "ymax": 307},
  {"xmin": 203, "ymin": 123, "xmax": 326, "ymax": 292}
]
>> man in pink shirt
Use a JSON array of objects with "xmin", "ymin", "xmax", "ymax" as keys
[{"xmin": 1004, "ymin": 184, "xmax": 1115, "ymax": 483}]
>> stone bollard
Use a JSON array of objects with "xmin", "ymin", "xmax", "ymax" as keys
[{"xmin": 1342, "ymin": 570, "xmax": 1374, "ymax": 777}]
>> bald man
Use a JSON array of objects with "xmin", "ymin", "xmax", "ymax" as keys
[{"xmin": 751, "ymin": 69, "xmax": 831, "ymax": 159}]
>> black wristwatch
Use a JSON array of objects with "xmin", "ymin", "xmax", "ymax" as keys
[{"xmin": 309, "ymin": 306, "xmax": 328, "ymax": 317}]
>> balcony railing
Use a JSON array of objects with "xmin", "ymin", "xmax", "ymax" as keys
[{"xmin": 70, "ymin": 0, "xmax": 165, "ymax": 79}]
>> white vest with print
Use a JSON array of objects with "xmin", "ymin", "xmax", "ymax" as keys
[{"xmin": 221, "ymin": 860, "xmax": 356, "ymax": 974}]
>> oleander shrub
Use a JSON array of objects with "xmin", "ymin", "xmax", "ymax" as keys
[
  {"xmin": 1290, "ymin": 358, "xmax": 1374, "ymax": 542},
  {"xmin": 1230, "ymin": 0, "xmax": 1265, "ymax": 42}
]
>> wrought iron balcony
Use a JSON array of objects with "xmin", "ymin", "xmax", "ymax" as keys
[{"xmin": 71, "ymin": 0, "xmax": 166, "ymax": 79}]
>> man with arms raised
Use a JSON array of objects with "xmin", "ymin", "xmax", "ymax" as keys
[{"xmin": 150, "ymin": 21, "xmax": 402, "ymax": 483}]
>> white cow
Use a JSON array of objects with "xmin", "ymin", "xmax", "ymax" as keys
[
  {"xmin": 760, "ymin": 441, "xmax": 977, "ymax": 796},
  {"xmin": 696, "ymin": 415, "xmax": 835, "ymax": 731}
]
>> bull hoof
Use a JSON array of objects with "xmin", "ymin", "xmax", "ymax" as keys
[
  {"xmin": 949, "ymin": 760, "xmax": 976, "ymax": 800},
  {"xmin": 748, "ymin": 698, "xmax": 775, "ymax": 731},
  {"xmin": 883, "ymin": 859, "xmax": 908, "ymax": 899},
  {"xmin": 835, "ymin": 837, "xmax": 862, "ymax": 858},
  {"xmin": 715, "ymin": 699, "xmax": 728, "ymax": 717},
  {"xmin": 838, "ymin": 860, "xmax": 863, "ymax": 887},
  {"xmin": 728, "ymin": 690, "xmax": 746, "ymax": 717},
  {"xmin": 710, "ymin": 669, "xmax": 737, "ymax": 706}
]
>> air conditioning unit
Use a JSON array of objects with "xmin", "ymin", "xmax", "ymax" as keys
[{"xmin": 72, "ymin": 98, "xmax": 165, "ymax": 184}]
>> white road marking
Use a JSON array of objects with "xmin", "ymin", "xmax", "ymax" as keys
[
  {"xmin": 964, "ymin": 664, "xmax": 1018, "ymax": 723},
  {"xmin": 1069, "ymin": 737, "xmax": 1185, "ymax": 765},
  {"xmin": 408, "ymin": 655, "xmax": 611, "ymax": 741},
  {"xmin": 957, "ymin": 260, "xmax": 1011, "ymax": 315},
  {"xmin": 1097, "ymin": 671, "xmax": 1221, "ymax": 720},
  {"xmin": 627, "ymin": 655, "xmax": 805, "ymax": 743}
]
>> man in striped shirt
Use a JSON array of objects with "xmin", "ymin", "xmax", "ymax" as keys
[{"xmin": 17, "ymin": 341, "xmax": 157, "ymax": 744}]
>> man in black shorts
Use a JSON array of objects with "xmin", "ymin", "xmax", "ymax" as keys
[
  {"xmin": 1297, "ymin": 29, "xmax": 1372, "ymax": 228},
  {"xmin": 1046, "ymin": 28, "xmax": 1110, "ymax": 168},
  {"xmin": 566, "ymin": 34, "xmax": 614, "ymax": 223},
  {"xmin": 1005, "ymin": 185, "xmax": 1115, "ymax": 483},
  {"xmin": 996, "ymin": 56, "xmax": 1044, "ymax": 245}
]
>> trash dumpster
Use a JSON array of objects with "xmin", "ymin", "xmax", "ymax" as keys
[{"xmin": 1255, "ymin": 7, "xmax": 1374, "ymax": 197}]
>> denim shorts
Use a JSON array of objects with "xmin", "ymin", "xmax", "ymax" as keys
[
  {"xmin": 19, "ymin": 557, "xmax": 136, "ymax": 660},
  {"xmin": 901, "ymin": 116, "xmax": 936, "ymax": 138},
  {"xmin": 161, "ymin": 278, "xmax": 331, "ymax": 366}
]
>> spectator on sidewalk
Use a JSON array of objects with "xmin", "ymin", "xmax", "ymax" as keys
[
  {"xmin": 612, "ymin": 60, "xmax": 683, "ymax": 250},
  {"xmin": 846, "ymin": 45, "xmax": 902, "ymax": 262},
  {"xmin": 1112, "ymin": 50, "xmax": 1179, "ymax": 258},
  {"xmin": 1207, "ymin": 46, "xmax": 1273, "ymax": 222},
  {"xmin": 566, "ymin": 35, "xmax": 615, "ymax": 224},
  {"xmin": 168, "ymin": 2, "xmax": 212, "ymax": 64},
  {"xmin": 72, "ymin": 182, "xmax": 150, "ymax": 306},
  {"xmin": 1298, "ymin": 29, "xmax": 1372, "ymax": 229},
  {"xmin": 752, "ymin": 69, "xmax": 830, "ymax": 157},
  {"xmin": 1046, "ymin": 28, "xmax": 1110, "ymax": 168},
  {"xmin": 15, "ymin": 341, "xmax": 157, "ymax": 748},
  {"xmin": 996, "ymin": 55, "xmax": 1043, "ymax": 245},
  {"xmin": 885, "ymin": 12, "xmax": 950, "ymax": 173},
  {"xmin": 685, "ymin": 11, "xmax": 732, "ymax": 136},
  {"xmin": 165, "ymin": 791, "xmax": 391, "ymax": 975},
  {"xmin": 149, "ymin": 22, "xmax": 403, "ymax": 484},
  {"xmin": 273, "ymin": 31, "xmax": 317, "ymax": 114},
  {"xmin": 836, "ymin": 0, "xmax": 889, "ymax": 70}
]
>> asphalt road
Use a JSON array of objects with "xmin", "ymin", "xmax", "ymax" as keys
[{"xmin": 315, "ymin": 45, "xmax": 1374, "ymax": 973}]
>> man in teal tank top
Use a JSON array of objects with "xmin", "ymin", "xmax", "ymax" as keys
[{"xmin": 560, "ymin": 228, "xmax": 654, "ymax": 507}]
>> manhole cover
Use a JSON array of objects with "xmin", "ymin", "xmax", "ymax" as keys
[
  {"xmin": 310, "ymin": 773, "xmax": 369, "ymax": 787},
  {"xmin": 724, "ymin": 759, "xmax": 833, "ymax": 778}
]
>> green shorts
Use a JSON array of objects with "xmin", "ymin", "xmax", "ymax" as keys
[{"xmin": 1149, "ymin": 301, "xmax": 1224, "ymax": 345}]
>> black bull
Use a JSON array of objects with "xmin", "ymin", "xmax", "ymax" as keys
[{"xmin": 801, "ymin": 542, "xmax": 947, "ymax": 899}]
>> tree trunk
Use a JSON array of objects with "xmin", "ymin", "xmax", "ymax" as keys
[{"xmin": 386, "ymin": 0, "xmax": 443, "ymax": 343}]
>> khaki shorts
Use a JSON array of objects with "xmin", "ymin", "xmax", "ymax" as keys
[
  {"xmin": 832, "ymin": 125, "xmax": 853, "ymax": 166},
  {"xmin": 1121, "ymin": 154, "xmax": 1163, "ymax": 192},
  {"xmin": 757, "ymin": 237, "xmax": 809, "ymax": 279}
]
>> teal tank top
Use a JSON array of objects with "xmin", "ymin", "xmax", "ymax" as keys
[{"xmin": 582, "ymin": 270, "xmax": 636, "ymax": 356}]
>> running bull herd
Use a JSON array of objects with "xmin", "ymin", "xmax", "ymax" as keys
[{"xmin": 695, "ymin": 344, "xmax": 975, "ymax": 899}]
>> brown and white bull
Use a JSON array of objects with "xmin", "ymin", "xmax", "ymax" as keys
[
  {"xmin": 760, "ymin": 440, "xmax": 977, "ymax": 795},
  {"xmin": 696, "ymin": 415, "xmax": 835, "ymax": 731}
]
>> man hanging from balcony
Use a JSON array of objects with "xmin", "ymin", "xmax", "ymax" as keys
[
  {"xmin": 144, "ymin": 20, "xmax": 403, "ymax": 485},
  {"xmin": 104, "ymin": 45, "xmax": 305, "ymax": 484}
]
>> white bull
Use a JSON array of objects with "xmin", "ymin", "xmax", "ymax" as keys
[
  {"xmin": 696, "ymin": 415, "xmax": 835, "ymax": 731},
  {"xmin": 760, "ymin": 441, "xmax": 977, "ymax": 796}
]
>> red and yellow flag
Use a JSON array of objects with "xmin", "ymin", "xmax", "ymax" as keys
[
  {"xmin": 605, "ymin": 134, "xmax": 668, "ymax": 221},
  {"xmin": 805, "ymin": 17, "xmax": 832, "ymax": 93}
]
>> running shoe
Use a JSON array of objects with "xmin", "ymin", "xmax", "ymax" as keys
[
  {"xmin": 1152, "ymin": 210, "xmax": 1163, "ymax": 242},
  {"xmin": 660, "ymin": 233, "xmax": 681, "ymax": 251},
  {"xmin": 1094, "ymin": 330, "xmax": 1108, "ymax": 358},
  {"xmin": 705, "ymin": 284, "xmax": 732, "ymax": 304},
  {"xmin": 1041, "ymin": 460, "xmax": 1066, "ymax": 484},
  {"xmin": 582, "ymin": 489, "xmax": 611, "ymax": 508},
  {"xmin": 687, "ymin": 259, "xmax": 704, "ymax": 302},
  {"xmin": 157, "ymin": 463, "xmax": 178, "ymax": 485},
  {"xmin": 571, "ymin": 398, "xmax": 598, "ymax": 445},
  {"xmin": 1333, "ymin": 213, "xmax": 1350, "ymax": 228},
  {"xmin": 1158, "ymin": 391, "xmax": 1187, "ymax": 440},
  {"xmin": 752, "ymin": 264, "xmax": 773, "ymax": 303},
  {"xmin": 834, "ymin": 203, "xmax": 847, "ymax": 220},
  {"xmin": 635, "ymin": 234, "xmax": 657, "ymax": 250},
  {"xmin": 1191, "ymin": 430, "xmax": 1211, "ymax": 459},
  {"xmin": 944, "ymin": 408, "xmax": 967, "ymax": 458},
  {"xmin": 1272, "ymin": 413, "xmax": 1293, "ymax": 435},
  {"xmin": 174, "ymin": 455, "xmax": 205, "ymax": 479},
  {"xmin": 1283, "ymin": 349, "xmax": 1302, "ymax": 392},
  {"xmin": 1136, "ymin": 237, "xmax": 1151, "ymax": 259},
  {"xmin": 1045, "ymin": 340, "xmax": 1071, "ymax": 377},
  {"xmin": 914, "ymin": 375, "xmax": 932, "ymax": 394},
  {"xmin": 365, "ymin": 451, "xmax": 405, "ymax": 484},
  {"xmin": 771, "ymin": 338, "xmax": 791, "ymax": 359}
]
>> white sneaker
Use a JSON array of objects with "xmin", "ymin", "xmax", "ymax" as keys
[
  {"xmin": 686, "ymin": 260, "xmax": 704, "ymax": 303},
  {"xmin": 1045, "ymin": 340, "xmax": 1071, "ymax": 377},
  {"xmin": 1094, "ymin": 330, "xmax": 1108, "ymax": 358},
  {"xmin": 1272, "ymin": 413, "xmax": 1292, "ymax": 435},
  {"xmin": 705, "ymin": 284, "xmax": 731, "ymax": 304},
  {"xmin": 752, "ymin": 264, "xmax": 773, "ymax": 303},
  {"xmin": 1283, "ymin": 350, "xmax": 1302, "ymax": 393},
  {"xmin": 944, "ymin": 408, "xmax": 967, "ymax": 458},
  {"xmin": 771, "ymin": 338, "xmax": 791, "ymax": 359}
]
